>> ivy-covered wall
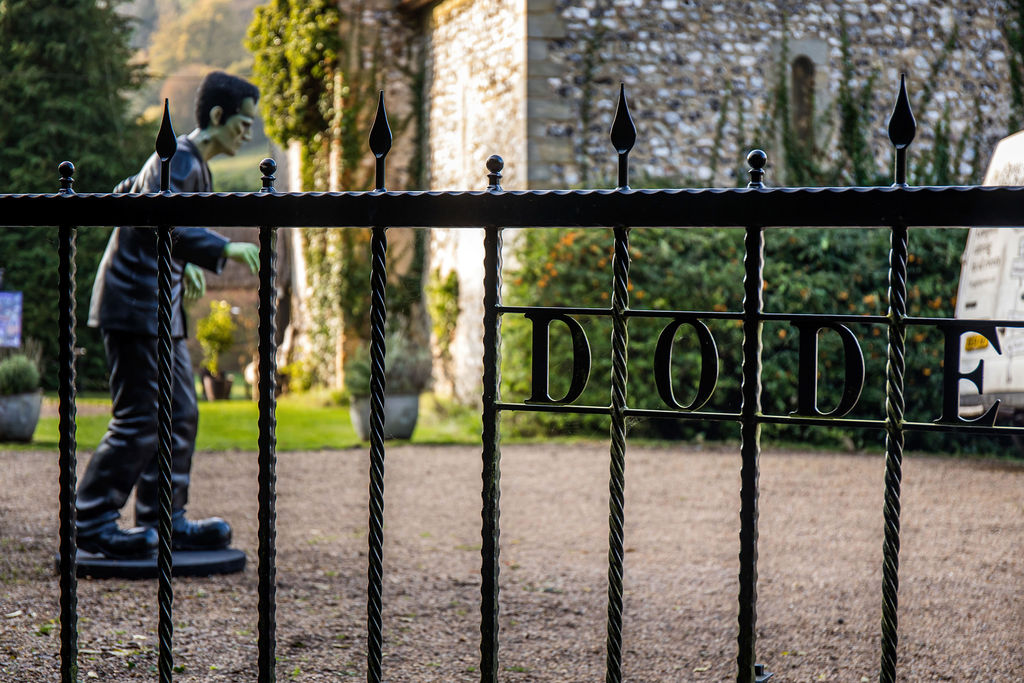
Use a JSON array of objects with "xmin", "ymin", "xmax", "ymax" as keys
[
  {"xmin": 248, "ymin": 0, "xmax": 427, "ymax": 389},
  {"xmin": 538, "ymin": 1, "xmax": 1012, "ymax": 187},
  {"xmin": 421, "ymin": 0, "xmax": 1020, "ymax": 410},
  {"xmin": 254, "ymin": 0, "xmax": 1020, "ymax": 411}
]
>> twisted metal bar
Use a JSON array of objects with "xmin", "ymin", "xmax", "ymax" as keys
[
  {"xmin": 736, "ymin": 152, "xmax": 767, "ymax": 683},
  {"xmin": 257, "ymin": 224, "xmax": 279, "ymax": 683},
  {"xmin": 879, "ymin": 73, "xmax": 913, "ymax": 683},
  {"xmin": 480, "ymin": 224, "xmax": 503, "ymax": 683},
  {"xmin": 57, "ymin": 195, "xmax": 79, "ymax": 682},
  {"xmin": 737, "ymin": 221, "xmax": 764, "ymax": 683},
  {"xmin": 367, "ymin": 225, "xmax": 388, "ymax": 683},
  {"xmin": 880, "ymin": 224, "xmax": 908, "ymax": 683},
  {"xmin": 605, "ymin": 225, "xmax": 630, "ymax": 683},
  {"xmin": 156, "ymin": 224, "xmax": 175, "ymax": 683}
]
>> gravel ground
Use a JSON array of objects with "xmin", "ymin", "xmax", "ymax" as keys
[{"xmin": 0, "ymin": 443, "xmax": 1021, "ymax": 681}]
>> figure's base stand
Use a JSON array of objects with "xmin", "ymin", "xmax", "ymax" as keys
[{"xmin": 57, "ymin": 548, "xmax": 246, "ymax": 579}]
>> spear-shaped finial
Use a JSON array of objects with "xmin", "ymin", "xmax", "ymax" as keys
[
  {"xmin": 887, "ymin": 74, "xmax": 917, "ymax": 186},
  {"xmin": 368, "ymin": 91, "xmax": 392, "ymax": 192},
  {"xmin": 609, "ymin": 83, "xmax": 637, "ymax": 190},
  {"xmin": 156, "ymin": 99, "xmax": 177, "ymax": 192}
]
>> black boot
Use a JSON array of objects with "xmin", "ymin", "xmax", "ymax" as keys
[
  {"xmin": 160, "ymin": 511, "xmax": 231, "ymax": 551},
  {"xmin": 78, "ymin": 522, "xmax": 157, "ymax": 560}
]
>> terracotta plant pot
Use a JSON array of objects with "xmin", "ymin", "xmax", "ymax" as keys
[{"xmin": 349, "ymin": 394, "xmax": 420, "ymax": 441}]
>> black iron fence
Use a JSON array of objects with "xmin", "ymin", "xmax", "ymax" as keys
[{"xmin": 2, "ymin": 77, "xmax": 1022, "ymax": 683}]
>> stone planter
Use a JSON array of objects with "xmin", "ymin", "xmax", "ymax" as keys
[
  {"xmin": 350, "ymin": 394, "xmax": 420, "ymax": 441},
  {"xmin": 202, "ymin": 372, "xmax": 234, "ymax": 401},
  {"xmin": 0, "ymin": 390, "xmax": 42, "ymax": 442}
]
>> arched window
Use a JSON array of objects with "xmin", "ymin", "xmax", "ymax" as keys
[{"xmin": 791, "ymin": 55, "xmax": 815, "ymax": 141}]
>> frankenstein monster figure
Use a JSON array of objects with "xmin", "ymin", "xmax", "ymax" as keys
[{"xmin": 77, "ymin": 71, "xmax": 261, "ymax": 559}]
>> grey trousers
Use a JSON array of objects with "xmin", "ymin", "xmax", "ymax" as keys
[{"xmin": 76, "ymin": 330, "xmax": 198, "ymax": 532}]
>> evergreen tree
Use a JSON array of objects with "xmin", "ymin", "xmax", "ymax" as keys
[
  {"xmin": 0, "ymin": 0, "xmax": 153, "ymax": 390},
  {"xmin": 0, "ymin": 0, "xmax": 150, "ymax": 192}
]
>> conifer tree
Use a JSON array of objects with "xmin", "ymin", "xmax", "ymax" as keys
[
  {"xmin": 0, "ymin": 0, "xmax": 151, "ymax": 389},
  {"xmin": 0, "ymin": 0, "xmax": 150, "ymax": 192}
]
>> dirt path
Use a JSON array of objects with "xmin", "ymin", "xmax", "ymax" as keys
[{"xmin": 1, "ymin": 444, "xmax": 1021, "ymax": 681}]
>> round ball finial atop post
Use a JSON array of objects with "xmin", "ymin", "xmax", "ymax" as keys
[
  {"xmin": 58, "ymin": 161, "xmax": 75, "ymax": 194},
  {"xmin": 746, "ymin": 149, "xmax": 767, "ymax": 189},
  {"xmin": 486, "ymin": 155, "xmax": 504, "ymax": 192},
  {"xmin": 259, "ymin": 158, "xmax": 277, "ymax": 193}
]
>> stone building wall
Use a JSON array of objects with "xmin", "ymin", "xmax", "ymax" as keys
[
  {"xmin": 416, "ymin": 0, "xmax": 1016, "ymax": 404},
  {"xmin": 536, "ymin": 0, "xmax": 1011, "ymax": 188},
  {"xmin": 424, "ymin": 0, "xmax": 527, "ymax": 191},
  {"xmin": 340, "ymin": 0, "xmax": 423, "ymax": 192},
  {"xmin": 423, "ymin": 0, "xmax": 527, "ymax": 402}
]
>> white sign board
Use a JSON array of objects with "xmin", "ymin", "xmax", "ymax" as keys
[{"xmin": 955, "ymin": 131, "xmax": 1024, "ymax": 413}]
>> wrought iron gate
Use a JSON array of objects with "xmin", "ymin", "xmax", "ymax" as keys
[{"xmin": 1, "ymin": 77, "xmax": 1022, "ymax": 683}]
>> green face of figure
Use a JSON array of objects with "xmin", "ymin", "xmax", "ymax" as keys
[{"xmin": 205, "ymin": 97, "xmax": 256, "ymax": 158}]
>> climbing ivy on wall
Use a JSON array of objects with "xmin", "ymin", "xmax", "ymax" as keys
[
  {"xmin": 761, "ymin": 11, "xmax": 978, "ymax": 187},
  {"xmin": 1003, "ymin": 0, "xmax": 1024, "ymax": 132},
  {"xmin": 246, "ymin": 0, "xmax": 341, "ymax": 191},
  {"xmin": 426, "ymin": 267, "xmax": 460, "ymax": 393},
  {"xmin": 247, "ymin": 1, "xmax": 426, "ymax": 388}
]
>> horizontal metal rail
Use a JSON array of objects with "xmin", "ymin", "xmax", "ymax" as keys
[{"xmin": 3, "ymin": 184, "xmax": 1024, "ymax": 228}]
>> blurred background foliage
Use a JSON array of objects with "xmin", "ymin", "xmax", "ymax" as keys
[{"xmin": 501, "ymin": 225, "xmax": 983, "ymax": 453}]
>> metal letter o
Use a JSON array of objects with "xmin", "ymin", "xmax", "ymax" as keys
[{"xmin": 654, "ymin": 317, "xmax": 719, "ymax": 411}]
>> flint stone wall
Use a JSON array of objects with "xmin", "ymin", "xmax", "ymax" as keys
[
  {"xmin": 424, "ymin": 0, "xmax": 527, "ymax": 403},
  {"xmin": 534, "ymin": 0, "xmax": 1010, "ymax": 187}
]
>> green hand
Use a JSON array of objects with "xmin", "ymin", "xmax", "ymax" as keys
[
  {"xmin": 183, "ymin": 263, "xmax": 206, "ymax": 301},
  {"xmin": 224, "ymin": 242, "xmax": 259, "ymax": 274}
]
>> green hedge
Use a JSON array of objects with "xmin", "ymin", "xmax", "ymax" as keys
[{"xmin": 500, "ymin": 225, "xmax": 1003, "ymax": 453}]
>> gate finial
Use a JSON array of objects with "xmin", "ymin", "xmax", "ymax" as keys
[
  {"xmin": 747, "ymin": 149, "xmax": 767, "ymax": 188},
  {"xmin": 368, "ymin": 91, "xmax": 392, "ymax": 192},
  {"xmin": 610, "ymin": 83, "xmax": 637, "ymax": 189},
  {"xmin": 156, "ymin": 99, "xmax": 177, "ymax": 193},
  {"xmin": 887, "ymin": 74, "xmax": 916, "ymax": 186},
  {"xmin": 486, "ymin": 155, "xmax": 504, "ymax": 192},
  {"xmin": 260, "ymin": 158, "xmax": 277, "ymax": 193},
  {"xmin": 58, "ymin": 161, "xmax": 75, "ymax": 195}
]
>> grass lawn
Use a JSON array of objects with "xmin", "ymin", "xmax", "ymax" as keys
[
  {"xmin": 24, "ymin": 390, "xmax": 482, "ymax": 452},
  {"xmin": 207, "ymin": 148, "xmax": 269, "ymax": 192}
]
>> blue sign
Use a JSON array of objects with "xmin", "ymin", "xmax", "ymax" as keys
[{"xmin": 0, "ymin": 292, "xmax": 23, "ymax": 348}]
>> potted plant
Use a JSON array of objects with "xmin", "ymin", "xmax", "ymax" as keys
[
  {"xmin": 0, "ymin": 353, "xmax": 41, "ymax": 442},
  {"xmin": 196, "ymin": 300, "xmax": 236, "ymax": 400},
  {"xmin": 344, "ymin": 331, "xmax": 432, "ymax": 440}
]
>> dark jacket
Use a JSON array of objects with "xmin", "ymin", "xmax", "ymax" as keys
[{"xmin": 88, "ymin": 136, "xmax": 229, "ymax": 337}]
